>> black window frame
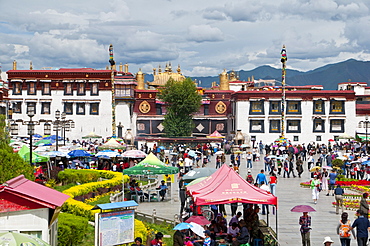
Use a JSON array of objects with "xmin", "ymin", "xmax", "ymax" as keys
[
  {"xmin": 76, "ymin": 103, "xmax": 85, "ymax": 115},
  {"xmin": 316, "ymin": 135, "xmax": 322, "ymax": 141},
  {"xmin": 286, "ymin": 101, "xmax": 301, "ymax": 114},
  {"xmin": 293, "ymin": 136, "xmax": 299, "ymax": 141},
  {"xmin": 42, "ymin": 83, "xmax": 51, "ymax": 95},
  {"xmin": 249, "ymin": 100, "xmax": 264, "ymax": 115},
  {"xmin": 249, "ymin": 120, "xmax": 265, "ymax": 133},
  {"xmin": 269, "ymin": 120, "xmax": 281, "ymax": 133},
  {"xmin": 77, "ymin": 83, "xmax": 86, "ymax": 96},
  {"xmin": 26, "ymin": 102, "xmax": 36, "ymax": 115},
  {"xmin": 313, "ymin": 119, "xmax": 325, "ymax": 133},
  {"xmin": 330, "ymin": 119, "xmax": 345, "ymax": 133},
  {"xmin": 41, "ymin": 102, "xmax": 51, "ymax": 115},
  {"xmin": 90, "ymin": 83, "xmax": 99, "ymax": 96},
  {"xmin": 286, "ymin": 120, "xmax": 301, "ymax": 133},
  {"xmin": 313, "ymin": 100, "xmax": 325, "ymax": 114},
  {"xmin": 90, "ymin": 103, "xmax": 99, "ymax": 115},
  {"xmin": 155, "ymin": 104, "xmax": 162, "ymax": 115},
  {"xmin": 269, "ymin": 101, "xmax": 281, "ymax": 115},
  {"xmin": 13, "ymin": 102, "xmax": 22, "ymax": 114},
  {"xmin": 204, "ymin": 104, "xmax": 209, "ymax": 115},
  {"xmin": 13, "ymin": 82, "xmax": 22, "ymax": 95},
  {"xmin": 64, "ymin": 83, "xmax": 73, "ymax": 96},
  {"xmin": 330, "ymin": 100, "xmax": 345, "ymax": 114},
  {"xmin": 27, "ymin": 82, "xmax": 37, "ymax": 95},
  {"xmin": 64, "ymin": 102, "xmax": 73, "ymax": 115}
]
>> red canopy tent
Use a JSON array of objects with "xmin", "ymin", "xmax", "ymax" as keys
[
  {"xmin": 187, "ymin": 164, "xmax": 229, "ymax": 195},
  {"xmin": 190, "ymin": 164, "xmax": 277, "ymax": 206}
]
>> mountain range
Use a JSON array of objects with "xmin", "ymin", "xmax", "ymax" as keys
[
  {"xmin": 188, "ymin": 59, "xmax": 370, "ymax": 90},
  {"xmin": 143, "ymin": 59, "xmax": 370, "ymax": 90}
]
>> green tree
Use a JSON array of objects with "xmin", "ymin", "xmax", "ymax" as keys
[
  {"xmin": 158, "ymin": 78, "xmax": 202, "ymax": 137},
  {"xmin": 0, "ymin": 115, "xmax": 34, "ymax": 183}
]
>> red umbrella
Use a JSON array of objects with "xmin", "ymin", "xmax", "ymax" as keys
[
  {"xmin": 328, "ymin": 139, "xmax": 335, "ymax": 142},
  {"xmin": 185, "ymin": 215, "xmax": 211, "ymax": 225},
  {"xmin": 291, "ymin": 205, "xmax": 316, "ymax": 212}
]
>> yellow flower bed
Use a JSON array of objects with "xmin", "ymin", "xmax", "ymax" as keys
[{"xmin": 61, "ymin": 170, "xmax": 130, "ymax": 220}]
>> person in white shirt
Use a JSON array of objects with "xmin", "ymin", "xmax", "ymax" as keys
[
  {"xmin": 260, "ymin": 181, "xmax": 271, "ymax": 215},
  {"xmin": 227, "ymin": 222, "xmax": 240, "ymax": 242}
]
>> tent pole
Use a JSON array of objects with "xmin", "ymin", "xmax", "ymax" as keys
[
  {"xmin": 267, "ymin": 205, "xmax": 269, "ymax": 227},
  {"xmin": 276, "ymin": 205, "xmax": 278, "ymax": 240}
]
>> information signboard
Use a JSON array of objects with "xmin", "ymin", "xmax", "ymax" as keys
[{"xmin": 97, "ymin": 210, "xmax": 134, "ymax": 246}]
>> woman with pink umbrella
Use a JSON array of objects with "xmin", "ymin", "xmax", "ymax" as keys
[{"xmin": 291, "ymin": 205, "xmax": 316, "ymax": 246}]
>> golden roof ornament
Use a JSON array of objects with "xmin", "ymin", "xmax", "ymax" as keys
[
  {"xmin": 177, "ymin": 64, "xmax": 181, "ymax": 74},
  {"xmin": 13, "ymin": 60, "xmax": 17, "ymax": 70},
  {"xmin": 124, "ymin": 63, "xmax": 129, "ymax": 73},
  {"xmin": 30, "ymin": 61, "xmax": 33, "ymax": 70},
  {"xmin": 119, "ymin": 62, "xmax": 123, "ymax": 72}
]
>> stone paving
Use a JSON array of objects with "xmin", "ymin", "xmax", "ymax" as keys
[{"xmin": 136, "ymin": 153, "xmax": 357, "ymax": 245}]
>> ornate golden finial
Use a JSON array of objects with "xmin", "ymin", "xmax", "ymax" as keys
[
  {"xmin": 248, "ymin": 77, "xmax": 250, "ymax": 82},
  {"xmin": 168, "ymin": 62, "xmax": 172, "ymax": 72},
  {"xmin": 30, "ymin": 61, "xmax": 33, "ymax": 70},
  {"xmin": 136, "ymin": 68, "xmax": 145, "ymax": 90},
  {"xmin": 119, "ymin": 62, "xmax": 123, "ymax": 72},
  {"xmin": 219, "ymin": 68, "xmax": 229, "ymax": 90},
  {"xmin": 106, "ymin": 65, "xmax": 109, "ymax": 70},
  {"xmin": 158, "ymin": 65, "xmax": 162, "ymax": 73},
  {"xmin": 165, "ymin": 63, "xmax": 168, "ymax": 72},
  {"xmin": 153, "ymin": 68, "xmax": 157, "ymax": 75},
  {"xmin": 177, "ymin": 64, "xmax": 181, "ymax": 74},
  {"xmin": 251, "ymin": 75, "xmax": 254, "ymax": 81},
  {"xmin": 13, "ymin": 60, "xmax": 17, "ymax": 70},
  {"xmin": 124, "ymin": 63, "xmax": 129, "ymax": 73}
]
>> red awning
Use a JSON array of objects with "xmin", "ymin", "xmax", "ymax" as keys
[
  {"xmin": 0, "ymin": 175, "xmax": 69, "ymax": 209},
  {"xmin": 191, "ymin": 164, "xmax": 277, "ymax": 206},
  {"xmin": 187, "ymin": 164, "xmax": 229, "ymax": 195}
]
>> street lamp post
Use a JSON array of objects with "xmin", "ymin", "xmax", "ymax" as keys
[
  {"xmin": 53, "ymin": 110, "xmax": 75, "ymax": 150},
  {"xmin": 13, "ymin": 105, "xmax": 47, "ymax": 165}
]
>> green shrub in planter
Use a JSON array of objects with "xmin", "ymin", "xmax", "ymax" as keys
[{"xmin": 58, "ymin": 213, "xmax": 89, "ymax": 246}]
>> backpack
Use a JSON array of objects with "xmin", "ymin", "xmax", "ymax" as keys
[
  {"xmin": 339, "ymin": 220, "xmax": 351, "ymax": 238},
  {"xmin": 246, "ymin": 175, "xmax": 254, "ymax": 184}
]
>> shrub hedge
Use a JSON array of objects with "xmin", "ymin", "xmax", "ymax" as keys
[
  {"xmin": 58, "ymin": 213, "xmax": 89, "ymax": 246},
  {"xmin": 60, "ymin": 170, "xmax": 129, "ymax": 220},
  {"xmin": 57, "ymin": 169, "xmax": 148, "ymax": 245}
]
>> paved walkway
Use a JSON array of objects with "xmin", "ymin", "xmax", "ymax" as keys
[{"xmin": 136, "ymin": 153, "xmax": 357, "ymax": 245}]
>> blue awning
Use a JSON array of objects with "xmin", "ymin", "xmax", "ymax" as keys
[{"xmin": 92, "ymin": 200, "xmax": 138, "ymax": 210}]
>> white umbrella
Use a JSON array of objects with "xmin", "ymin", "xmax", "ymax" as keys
[
  {"xmin": 215, "ymin": 151, "xmax": 224, "ymax": 155},
  {"xmin": 96, "ymin": 151, "xmax": 121, "ymax": 158},
  {"xmin": 189, "ymin": 222, "xmax": 205, "ymax": 238}
]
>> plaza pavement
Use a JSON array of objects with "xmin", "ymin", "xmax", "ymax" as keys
[{"xmin": 136, "ymin": 153, "xmax": 357, "ymax": 245}]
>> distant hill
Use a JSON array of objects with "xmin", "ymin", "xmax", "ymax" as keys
[{"xmin": 190, "ymin": 59, "xmax": 370, "ymax": 90}]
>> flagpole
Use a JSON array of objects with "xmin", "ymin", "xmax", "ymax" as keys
[{"xmin": 281, "ymin": 45, "xmax": 287, "ymax": 138}]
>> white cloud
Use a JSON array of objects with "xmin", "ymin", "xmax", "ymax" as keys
[
  {"xmin": 0, "ymin": 0, "xmax": 370, "ymax": 76},
  {"xmin": 187, "ymin": 25, "xmax": 224, "ymax": 42}
]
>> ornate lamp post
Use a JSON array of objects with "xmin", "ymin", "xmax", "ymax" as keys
[
  {"xmin": 53, "ymin": 110, "xmax": 75, "ymax": 150},
  {"xmin": 13, "ymin": 105, "xmax": 48, "ymax": 165}
]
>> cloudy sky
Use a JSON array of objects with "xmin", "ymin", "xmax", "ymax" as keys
[{"xmin": 1, "ymin": 0, "xmax": 370, "ymax": 77}]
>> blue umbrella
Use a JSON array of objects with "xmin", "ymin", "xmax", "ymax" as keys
[
  {"xmin": 362, "ymin": 160, "xmax": 370, "ymax": 166},
  {"xmin": 173, "ymin": 222, "xmax": 193, "ymax": 230},
  {"xmin": 33, "ymin": 134, "xmax": 43, "ymax": 138},
  {"xmin": 68, "ymin": 149, "xmax": 91, "ymax": 157},
  {"xmin": 44, "ymin": 135, "xmax": 63, "ymax": 141}
]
